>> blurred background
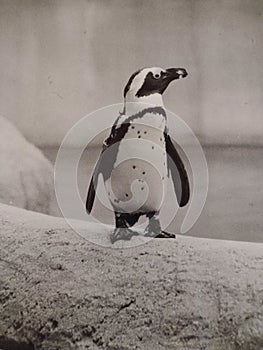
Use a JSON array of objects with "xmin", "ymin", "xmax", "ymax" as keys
[{"xmin": 0, "ymin": 0, "xmax": 262, "ymax": 242}]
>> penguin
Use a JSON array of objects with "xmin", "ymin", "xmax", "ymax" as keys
[{"xmin": 86, "ymin": 67, "xmax": 190, "ymax": 243}]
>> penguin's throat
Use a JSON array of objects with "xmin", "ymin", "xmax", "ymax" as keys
[{"xmin": 124, "ymin": 93, "xmax": 164, "ymax": 116}]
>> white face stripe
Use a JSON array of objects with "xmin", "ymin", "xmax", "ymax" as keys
[{"xmin": 127, "ymin": 67, "xmax": 165, "ymax": 98}]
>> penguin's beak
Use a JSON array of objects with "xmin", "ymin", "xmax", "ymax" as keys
[
  {"xmin": 157, "ymin": 67, "xmax": 188, "ymax": 94},
  {"xmin": 165, "ymin": 68, "xmax": 188, "ymax": 81}
]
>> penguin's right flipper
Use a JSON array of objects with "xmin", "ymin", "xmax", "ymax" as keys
[
  {"xmin": 86, "ymin": 158, "xmax": 101, "ymax": 214},
  {"xmin": 86, "ymin": 118, "xmax": 130, "ymax": 214}
]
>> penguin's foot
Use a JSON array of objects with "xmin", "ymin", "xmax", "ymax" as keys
[
  {"xmin": 145, "ymin": 230, "xmax": 176, "ymax": 239},
  {"xmin": 156, "ymin": 230, "xmax": 176, "ymax": 239},
  {"xmin": 110, "ymin": 228, "xmax": 139, "ymax": 244}
]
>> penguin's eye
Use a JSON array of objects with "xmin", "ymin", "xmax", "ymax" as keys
[{"xmin": 153, "ymin": 73, "xmax": 161, "ymax": 79}]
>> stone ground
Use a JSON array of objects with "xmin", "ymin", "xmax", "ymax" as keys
[{"xmin": 0, "ymin": 203, "xmax": 263, "ymax": 350}]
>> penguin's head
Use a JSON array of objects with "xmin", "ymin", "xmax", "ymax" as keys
[{"xmin": 124, "ymin": 67, "xmax": 188, "ymax": 103}]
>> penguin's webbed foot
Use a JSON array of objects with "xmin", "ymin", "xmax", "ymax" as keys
[
  {"xmin": 145, "ymin": 230, "xmax": 176, "ymax": 239},
  {"xmin": 110, "ymin": 228, "xmax": 139, "ymax": 244},
  {"xmin": 155, "ymin": 230, "xmax": 176, "ymax": 239}
]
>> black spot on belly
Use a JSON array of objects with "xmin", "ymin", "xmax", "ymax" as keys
[
  {"xmin": 152, "ymin": 146, "xmax": 154, "ymax": 150},
  {"xmin": 125, "ymin": 193, "xmax": 129, "ymax": 197},
  {"xmin": 132, "ymin": 165, "xmax": 136, "ymax": 169},
  {"xmin": 142, "ymin": 171, "xmax": 146, "ymax": 175},
  {"xmin": 138, "ymin": 135, "xmax": 141, "ymax": 138}
]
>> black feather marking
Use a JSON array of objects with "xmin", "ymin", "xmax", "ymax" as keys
[
  {"xmin": 123, "ymin": 69, "xmax": 142, "ymax": 97},
  {"xmin": 136, "ymin": 71, "xmax": 168, "ymax": 97}
]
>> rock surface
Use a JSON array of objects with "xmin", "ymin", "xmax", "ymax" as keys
[
  {"xmin": 0, "ymin": 117, "xmax": 58, "ymax": 215},
  {"xmin": 0, "ymin": 203, "xmax": 263, "ymax": 350}
]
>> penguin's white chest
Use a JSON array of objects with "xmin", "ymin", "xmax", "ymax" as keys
[{"xmin": 106, "ymin": 113, "xmax": 167, "ymax": 213}]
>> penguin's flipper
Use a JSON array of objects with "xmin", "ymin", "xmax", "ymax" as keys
[
  {"xmin": 86, "ymin": 158, "xmax": 101, "ymax": 214},
  {"xmin": 165, "ymin": 133, "xmax": 190, "ymax": 207},
  {"xmin": 86, "ymin": 117, "xmax": 130, "ymax": 214}
]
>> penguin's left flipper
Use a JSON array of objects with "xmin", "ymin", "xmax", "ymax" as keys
[{"xmin": 165, "ymin": 132, "xmax": 190, "ymax": 207}]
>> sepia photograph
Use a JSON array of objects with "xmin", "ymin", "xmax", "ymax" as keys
[{"xmin": 0, "ymin": 1, "xmax": 262, "ymax": 349}]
